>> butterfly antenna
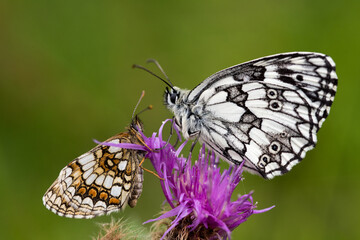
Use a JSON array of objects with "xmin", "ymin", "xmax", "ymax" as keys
[
  {"xmin": 132, "ymin": 90, "xmax": 146, "ymax": 119},
  {"xmin": 131, "ymin": 90, "xmax": 153, "ymax": 125},
  {"xmin": 146, "ymin": 59, "xmax": 174, "ymax": 87},
  {"xmin": 137, "ymin": 105, "xmax": 153, "ymax": 116},
  {"xmin": 133, "ymin": 64, "xmax": 174, "ymax": 90}
]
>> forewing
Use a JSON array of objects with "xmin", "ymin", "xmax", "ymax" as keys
[
  {"xmin": 43, "ymin": 133, "xmax": 145, "ymax": 218},
  {"xmin": 190, "ymin": 52, "xmax": 337, "ymax": 179}
]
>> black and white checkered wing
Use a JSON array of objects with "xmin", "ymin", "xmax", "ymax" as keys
[{"xmin": 186, "ymin": 52, "xmax": 337, "ymax": 179}]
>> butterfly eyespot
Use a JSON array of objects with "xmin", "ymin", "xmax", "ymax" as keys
[
  {"xmin": 258, "ymin": 154, "xmax": 270, "ymax": 169},
  {"xmin": 269, "ymin": 100, "xmax": 282, "ymax": 111},
  {"xmin": 280, "ymin": 132, "xmax": 288, "ymax": 138},
  {"xmin": 258, "ymin": 162, "xmax": 265, "ymax": 168},
  {"xmin": 267, "ymin": 89, "xmax": 278, "ymax": 99},
  {"xmin": 269, "ymin": 141, "xmax": 281, "ymax": 154},
  {"xmin": 88, "ymin": 188, "xmax": 98, "ymax": 198},
  {"xmin": 77, "ymin": 187, "xmax": 87, "ymax": 195}
]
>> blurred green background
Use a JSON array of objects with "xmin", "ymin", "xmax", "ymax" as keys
[{"xmin": 1, "ymin": 0, "xmax": 359, "ymax": 239}]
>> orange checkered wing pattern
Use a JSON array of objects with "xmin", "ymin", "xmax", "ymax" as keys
[{"xmin": 43, "ymin": 118, "xmax": 145, "ymax": 219}]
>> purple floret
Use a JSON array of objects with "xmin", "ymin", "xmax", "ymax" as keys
[{"xmin": 96, "ymin": 119, "xmax": 274, "ymax": 239}]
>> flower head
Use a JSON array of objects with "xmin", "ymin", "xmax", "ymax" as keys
[
  {"xmin": 97, "ymin": 119, "xmax": 274, "ymax": 239},
  {"xmin": 143, "ymin": 120, "xmax": 274, "ymax": 239}
]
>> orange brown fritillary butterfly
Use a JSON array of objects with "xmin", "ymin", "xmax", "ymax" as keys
[{"xmin": 43, "ymin": 116, "xmax": 147, "ymax": 219}]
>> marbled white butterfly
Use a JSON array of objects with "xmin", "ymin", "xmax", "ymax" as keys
[{"xmin": 158, "ymin": 52, "xmax": 337, "ymax": 179}]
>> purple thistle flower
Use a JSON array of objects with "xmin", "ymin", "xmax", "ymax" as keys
[{"xmin": 96, "ymin": 119, "xmax": 274, "ymax": 239}]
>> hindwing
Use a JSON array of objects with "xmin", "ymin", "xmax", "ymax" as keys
[
  {"xmin": 171, "ymin": 52, "xmax": 337, "ymax": 179},
  {"xmin": 43, "ymin": 118, "xmax": 145, "ymax": 218}
]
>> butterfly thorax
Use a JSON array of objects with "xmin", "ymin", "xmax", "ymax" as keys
[{"xmin": 165, "ymin": 87, "xmax": 207, "ymax": 139}]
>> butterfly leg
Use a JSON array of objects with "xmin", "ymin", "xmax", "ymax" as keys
[
  {"xmin": 185, "ymin": 137, "xmax": 199, "ymax": 165},
  {"xmin": 132, "ymin": 130, "xmax": 153, "ymax": 152},
  {"xmin": 139, "ymin": 157, "xmax": 164, "ymax": 180},
  {"xmin": 169, "ymin": 117, "xmax": 179, "ymax": 148},
  {"xmin": 162, "ymin": 120, "xmax": 175, "ymax": 148},
  {"xmin": 189, "ymin": 137, "xmax": 199, "ymax": 154}
]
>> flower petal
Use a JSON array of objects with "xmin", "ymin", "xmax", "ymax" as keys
[{"xmin": 93, "ymin": 139, "xmax": 148, "ymax": 151}]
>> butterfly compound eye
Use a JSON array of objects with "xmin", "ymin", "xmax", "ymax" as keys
[{"xmin": 170, "ymin": 92, "xmax": 177, "ymax": 104}]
